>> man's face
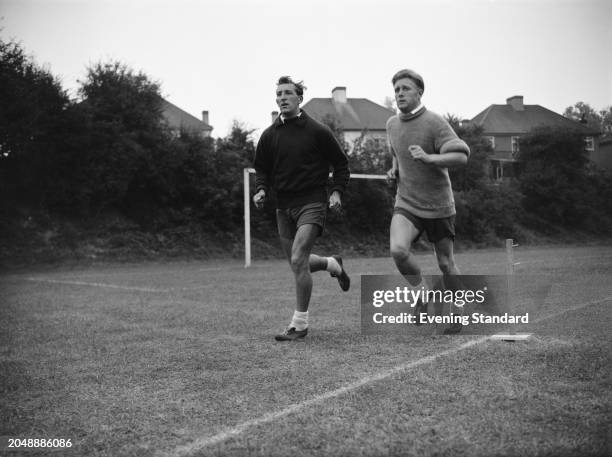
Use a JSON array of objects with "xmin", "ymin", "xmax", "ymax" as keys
[
  {"xmin": 276, "ymin": 83, "xmax": 302, "ymax": 117},
  {"xmin": 394, "ymin": 78, "xmax": 422, "ymax": 112}
]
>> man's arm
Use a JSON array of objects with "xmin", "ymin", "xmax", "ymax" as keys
[
  {"xmin": 321, "ymin": 128, "xmax": 350, "ymax": 197},
  {"xmin": 253, "ymin": 132, "xmax": 271, "ymax": 208},
  {"xmin": 409, "ymin": 146, "xmax": 468, "ymax": 168},
  {"xmin": 410, "ymin": 117, "xmax": 470, "ymax": 168},
  {"xmin": 386, "ymin": 145, "xmax": 399, "ymax": 180}
]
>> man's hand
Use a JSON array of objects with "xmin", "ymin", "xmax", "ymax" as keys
[
  {"xmin": 409, "ymin": 145, "xmax": 434, "ymax": 164},
  {"xmin": 328, "ymin": 190, "xmax": 342, "ymax": 213},
  {"xmin": 253, "ymin": 189, "xmax": 266, "ymax": 209}
]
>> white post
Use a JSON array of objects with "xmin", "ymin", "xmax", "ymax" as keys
[
  {"xmin": 505, "ymin": 238, "xmax": 514, "ymax": 276},
  {"xmin": 243, "ymin": 168, "xmax": 251, "ymax": 268},
  {"xmin": 506, "ymin": 238, "xmax": 515, "ymax": 313},
  {"xmin": 491, "ymin": 240, "xmax": 530, "ymax": 341}
]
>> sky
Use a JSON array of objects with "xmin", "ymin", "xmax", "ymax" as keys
[{"xmin": 1, "ymin": 0, "xmax": 611, "ymax": 139}]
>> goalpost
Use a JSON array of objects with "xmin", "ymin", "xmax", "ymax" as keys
[{"xmin": 243, "ymin": 167, "xmax": 387, "ymax": 267}]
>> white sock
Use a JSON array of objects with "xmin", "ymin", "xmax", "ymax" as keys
[
  {"xmin": 290, "ymin": 310, "xmax": 309, "ymax": 331},
  {"xmin": 326, "ymin": 256, "xmax": 341, "ymax": 275}
]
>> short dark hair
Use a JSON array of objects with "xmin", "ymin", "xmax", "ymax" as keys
[
  {"xmin": 277, "ymin": 75, "xmax": 306, "ymax": 96},
  {"xmin": 391, "ymin": 69, "xmax": 425, "ymax": 94}
]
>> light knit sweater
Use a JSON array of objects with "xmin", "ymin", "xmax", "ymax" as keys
[{"xmin": 386, "ymin": 107, "xmax": 470, "ymax": 218}]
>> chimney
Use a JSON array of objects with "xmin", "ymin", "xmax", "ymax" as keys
[
  {"xmin": 202, "ymin": 110, "xmax": 209, "ymax": 125},
  {"xmin": 271, "ymin": 111, "xmax": 279, "ymax": 123},
  {"xmin": 332, "ymin": 86, "xmax": 347, "ymax": 104},
  {"xmin": 507, "ymin": 96, "xmax": 524, "ymax": 111}
]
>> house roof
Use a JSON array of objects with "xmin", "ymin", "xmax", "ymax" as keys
[
  {"xmin": 302, "ymin": 98, "xmax": 395, "ymax": 131},
  {"xmin": 161, "ymin": 99, "xmax": 213, "ymax": 133},
  {"xmin": 471, "ymin": 103, "xmax": 600, "ymax": 136}
]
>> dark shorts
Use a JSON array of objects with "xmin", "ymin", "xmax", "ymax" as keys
[
  {"xmin": 276, "ymin": 202, "xmax": 327, "ymax": 239},
  {"xmin": 393, "ymin": 207, "xmax": 456, "ymax": 243}
]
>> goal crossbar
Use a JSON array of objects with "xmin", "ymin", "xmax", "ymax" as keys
[{"xmin": 243, "ymin": 167, "xmax": 387, "ymax": 267}]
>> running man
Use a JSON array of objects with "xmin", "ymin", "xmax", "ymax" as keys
[
  {"xmin": 385, "ymin": 69, "xmax": 470, "ymax": 332},
  {"xmin": 253, "ymin": 76, "xmax": 351, "ymax": 341}
]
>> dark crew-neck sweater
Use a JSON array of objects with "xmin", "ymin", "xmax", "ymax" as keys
[{"xmin": 254, "ymin": 110, "xmax": 350, "ymax": 209}]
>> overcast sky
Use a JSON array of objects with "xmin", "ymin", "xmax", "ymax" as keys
[{"xmin": 2, "ymin": 0, "xmax": 611, "ymax": 138}]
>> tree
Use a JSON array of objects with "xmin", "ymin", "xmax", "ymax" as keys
[
  {"xmin": 563, "ymin": 101, "xmax": 607, "ymax": 133},
  {"xmin": 73, "ymin": 61, "xmax": 172, "ymax": 215},
  {"xmin": 599, "ymin": 106, "xmax": 612, "ymax": 136},
  {"xmin": 0, "ymin": 38, "xmax": 70, "ymax": 208},
  {"xmin": 516, "ymin": 125, "xmax": 612, "ymax": 231}
]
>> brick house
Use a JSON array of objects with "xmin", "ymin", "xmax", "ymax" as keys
[
  {"xmin": 469, "ymin": 96, "xmax": 600, "ymax": 179},
  {"xmin": 271, "ymin": 86, "xmax": 395, "ymax": 152}
]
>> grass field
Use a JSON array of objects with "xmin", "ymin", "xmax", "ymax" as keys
[{"xmin": 1, "ymin": 244, "xmax": 611, "ymax": 456}]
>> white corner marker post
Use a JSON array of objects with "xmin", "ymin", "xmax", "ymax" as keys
[
  {"xmin": 243, "ymin": 168, "xmax": 253, "ymax": 268},
  {"xmin": 490, "ymin": 239, "xmax": 531, "ymax": 342}
]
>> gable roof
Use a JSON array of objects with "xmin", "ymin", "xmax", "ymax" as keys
[
  {"xmin": 161, "ymin": 99, "xmax": 213, "ymax": 133},
  {"xmin": 471, "ymin": 102, "xmax": 599, "ymax": 136},
  {"xmin": 302, "ymin": 97, "xmax": 395, "ymax": 131}
]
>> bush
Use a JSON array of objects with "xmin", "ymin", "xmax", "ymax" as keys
[
  {"xmin": 516, "ymin": 126, "xmax": 612, "ymax": 232},
  {"xmin": 455, "ymin": 183, "xmax": 527, "ymax": 246}
]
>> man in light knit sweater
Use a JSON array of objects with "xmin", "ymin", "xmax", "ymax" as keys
[
  {"xmin": 386, "ymin": 69, "xmax": 470, "ymax": 333},
  {"xmin": 253, "ymin": 76, "xmax": 351, "ymax": 341}
]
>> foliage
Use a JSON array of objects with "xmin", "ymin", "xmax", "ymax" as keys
[
  {"xmin": 455, "ymin": 183, "xmax": 526, "ymax": 245},
  {"xmin": 563, "ymin": 101, "xmax": 612, "ymax": 135},
  {"xmin": 445, "ymin": 114, "xmax": 491, "ymax": 191},
  {"xmin": 0, "ymin": 38, "xmax": 71, "ymax": 209},
  {"xmin": 516, "ymin": 125, "xmax": 612, "ymax": 231},
  {"xmin": 342, "ymin": 130, "xmax": 394, "ymax": 232},
  {"xmin": 69, "ymin": 61, "xmax": 171, "ymax": 215},
  {"xmin": 319, "ymin": 118, "xmax": 394, "ymax": 233}
]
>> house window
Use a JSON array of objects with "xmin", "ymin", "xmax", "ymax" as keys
[
  {"xmin": 584, "ymin": 136, "xmax": 594, "ymax": 152},
  {"xmin": 485, "ymin": 136, "xmax": 495, "ymax": 151},
  {"xmin": 511, "ymin": 136, "xmax": 520, "ymax": 155}
]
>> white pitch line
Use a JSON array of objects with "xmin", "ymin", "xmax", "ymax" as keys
[
  {"xmin": 530, "ymin": 295, "xmax": 612, "ymax": 324},
  {"xmin": 169, "ymin": 337, "xmax": 488, "ymax": 457},
  {"xmin": 24, "ymin": 277, "xmax": 170, "ymax": 293},
  {"xmin": 168, "ymin": 294, "xmax": 612, "ymax": 457}
]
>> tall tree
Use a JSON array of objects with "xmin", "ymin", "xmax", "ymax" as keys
[
  {"xmin": 74, "ymin": 61, "xmax": 171, "ymax": 214},
  {"xmin": 0, "ymin": 38, "xmax": 70, "ymax": 208}
]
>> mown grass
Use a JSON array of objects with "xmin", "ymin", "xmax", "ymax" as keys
[{"xmin": 0, "ymin": 245, "xmax": 611, "ymax": 456}]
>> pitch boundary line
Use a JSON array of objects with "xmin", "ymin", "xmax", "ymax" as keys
[
  {"xmin": 168, "ymin": 338, "xmax": 487, "ymax": 457},
  {"xmin": 21, "ymin": 277, "xmax": 259, "ymax": 293},
  {"xmin": 23, "ymin": 277, "xmax": 170, "ymax": 293},
  {"xmin": 168, "ymin": 294, "xmax": 611, "ymax": 457}
]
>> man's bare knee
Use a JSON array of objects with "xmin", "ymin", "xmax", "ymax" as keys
[
  {"xmin": 290, "ymin": 252, "xmax": 310, "ymax": 273},
  {"xmin": 390, "ymin": 243, "xmax": 411, "ymax": 264},
  {"xmin": 438, "ymin": 257, "xmax": 457, "ymax": 275}
]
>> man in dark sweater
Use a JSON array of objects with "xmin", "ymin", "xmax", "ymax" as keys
[
  {"xmin": 386, "ymin": 69, "xmax": 470, "ymax": 333},
  {"xmin": 253, "ymin": 76, "xmax": 351, "ymax": 341}
]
